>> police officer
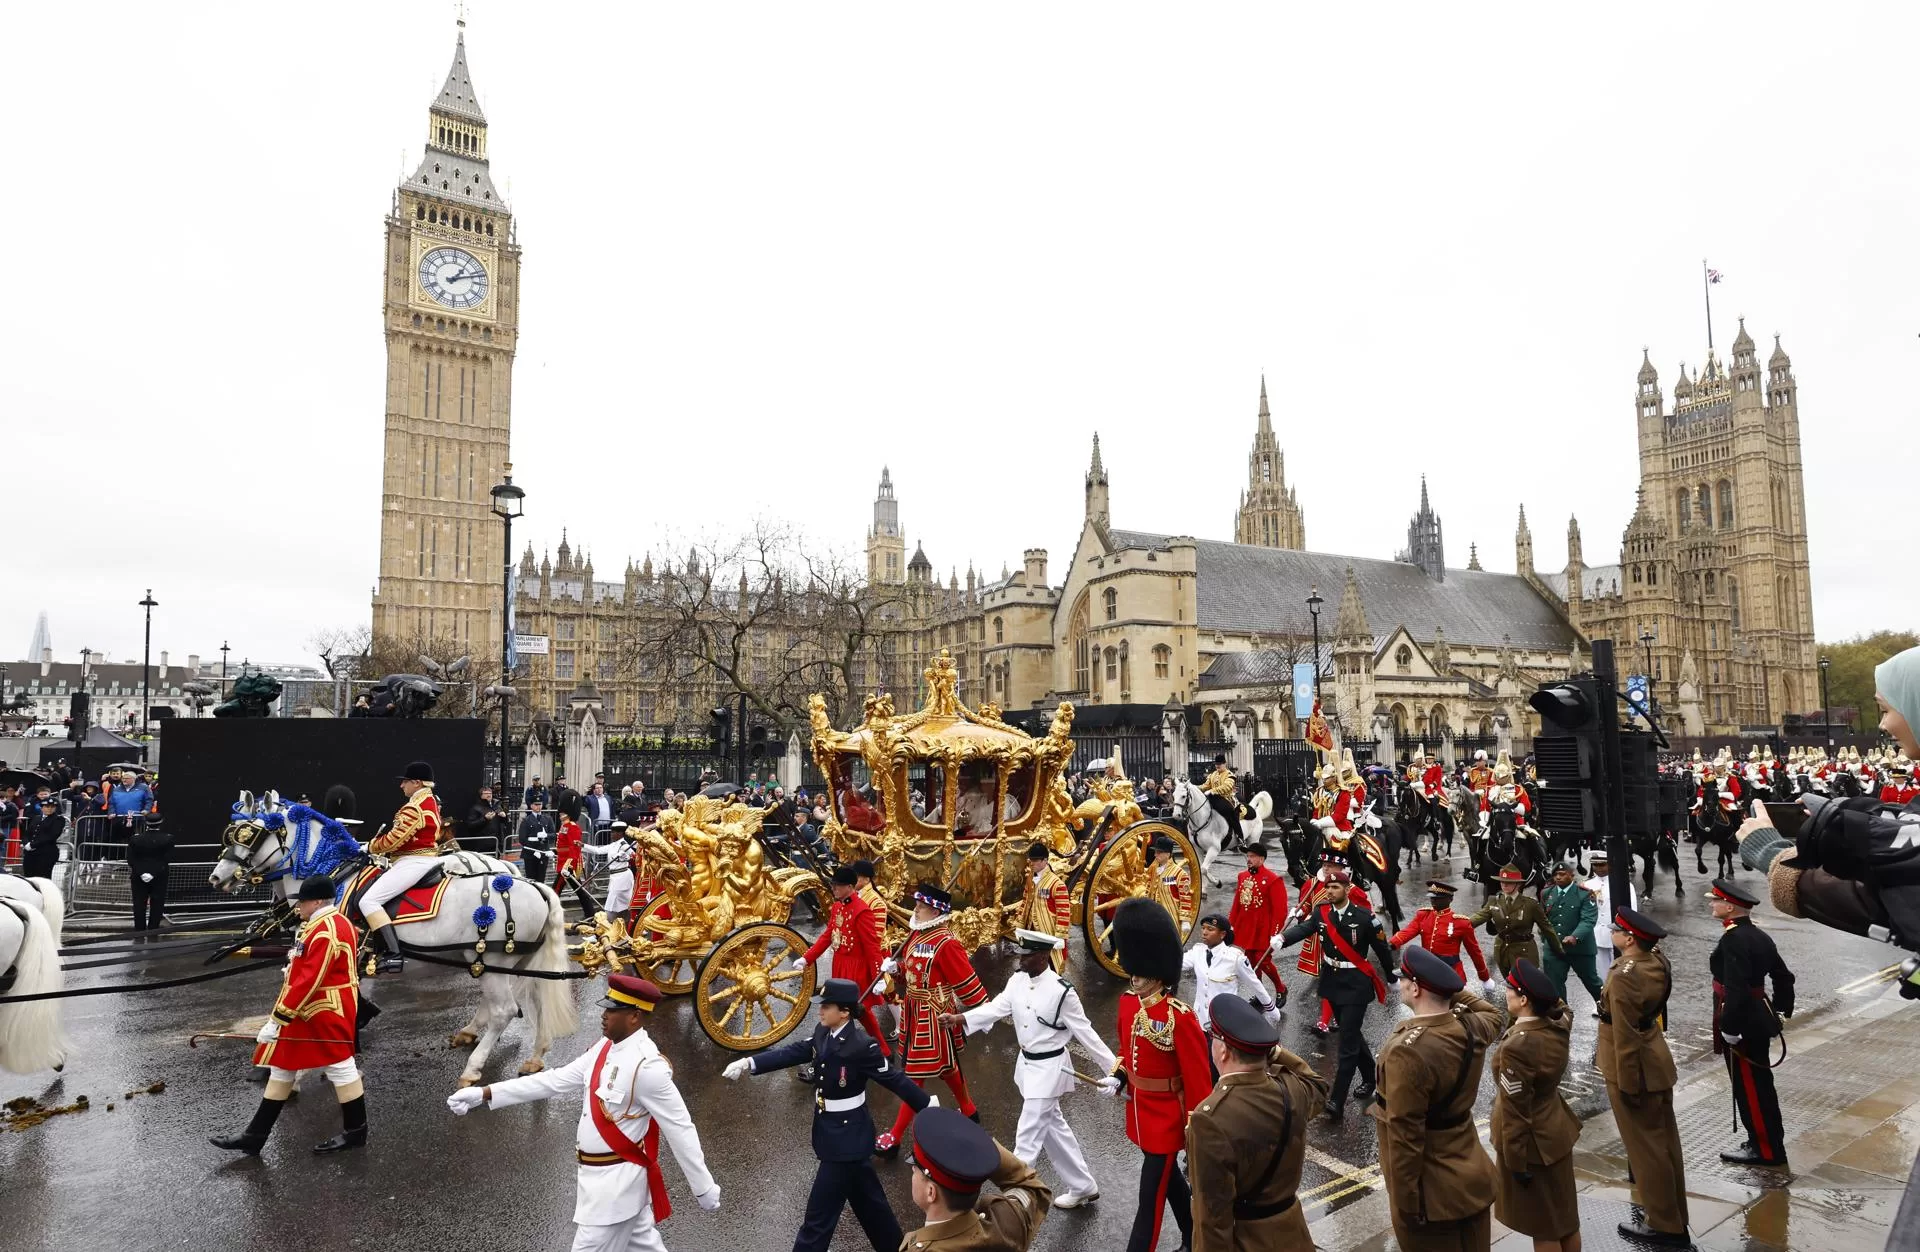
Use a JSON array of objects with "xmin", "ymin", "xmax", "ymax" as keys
[
  {"xmin": 1469, "ymin": 865, "xmax": 1560, "ymax": 976},
  {"xmin": 901, "ymin": 1106, "xmax": 1053, "ymax": 1251},
  {"xmin": 22, "ymin": 794, "xmax": 63, "ymax": 881},
  {"xmin": 724, "ymin": 977, "xmax": 933, "ymax": 1252},
  {"xmin": 1600, "ymin": 907, "xmax": 1690, "ymax": 1247},
  {"xmin": 1539, "ymin": 860, "xmax": 1602, "ymax": 1010},
  {"xmin": 1274, "ymin": 866, "xmax": 1396, "ymax": 1120},
  {"xmin": 1369, "ymin": 946, "xmax": 1501, "ymax": 1251},
  {"xmin": 1186, "ymin": 994, "xmax": 1327, "ymax": 1251},
  {"xmin": 1708, "ymin": 878, "xmax": 1795, "ymax": 1169}
]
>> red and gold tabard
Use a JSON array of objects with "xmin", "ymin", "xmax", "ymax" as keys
[
  {"xmin": 1479, "ymin": 782, "xmax": 1534, "ymax": 823},
  {"xmin": 1020, "ymin": 867, "xmax": 1072, "ymax": 971},
  {"xmin": 1229, "ymin": 863, "xmax": 1287, "ymax": 977},
  {"xmin": 1114, "ymin": 989, "xmax": 1211, "ymax": 1153},
  {"xmin": 803, "ymin": 891, "xmax": 885, "ymax": 991},
  {"xmin": 895, "ymin": 920, "xmax": 987, "ymax": 1079},
  {"xmin": 369, "ymin": 786, "xmax": 442, "ymax": 858},
  {"xmin": 1466, "ymin": 763, "xmax": 1495, "ymax": 795},
  {"xmin": 1390, "ymin": 907, "xmax": 1490, "ymax": 980},
  {"xmin": 253, "ymin": 905, "xmax": 359, "ymax": 1070}
]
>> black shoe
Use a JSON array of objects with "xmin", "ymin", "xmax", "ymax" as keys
[
  {"xmin": 966, "ymin": 1109, "xmax": 981, "ymax": 1124},
  {"xmin": 1273, "ymin": 987, "xmax": 1289, "ymax": 1010},
  {"xmin": 315, "ymin": 1095, "xmax": 368, "ymax": 1154},
  {"xmin": 211, "ymin": 1097, "xmax": 286, "ymax": 1154},
  {"xmin": 1318, "ymin": 1101, "xmax": 1343, "ymax": 1120},
  {"xmin": 1616, "ymin": 1218, "xmax": 1692, "ymax": 1247},
  {"xmin": 1719, "ymin": 1148, "xmax": 1788, "ymax": 1168},
  {"xmin": 1353, "ymin": 1080, "xmax": 1376, "ymax": 1103}
]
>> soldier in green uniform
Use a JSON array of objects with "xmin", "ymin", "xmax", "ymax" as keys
[
  {"xmin": 1538, "ymin": 860, "xmax": 1602, "ymax": 1010},
  {"xmin": 1469, "ymin": 865, "xmax": 1560, "ymax": 977}
]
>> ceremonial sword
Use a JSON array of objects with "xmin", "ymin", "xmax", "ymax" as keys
[{"xmin": 188, "ymin": 1032, "xmax": 340, "ymax": 1049}]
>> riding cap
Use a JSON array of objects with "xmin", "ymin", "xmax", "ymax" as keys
[
  {"xmin": 1214, "ymin": 754, "xmax": 1228, "ymax": 766},
  {"xmin": 1709, "ymin": 877, "xmax": 1760, "ymax": 908},
  {"xmin": 296, "ymin": 877, "xmax": 336, "ymax": 902},
  {"xmin": 398, "ymin": 761, "xmax": 435, "ymax": 782},
  {"xmin": 1404, "ymin": 945, "xmax": 1466, "ymax": 996},
  {"xmin": 831, "ymin": 865, "xmax": 859, "ymax": 886},
  {"xmin": 1026, "ymin": 841, "xmax": 1050, "ymax": 862},
  {"xmin": 913, "ymin": 884, "xmax": 953, "ymax": 913},
  {"xmin": 1209, "ymin": 993, "xmax": 1279, "ymax": 1055},
  {"xmin": 1012, "ymin": 928, "xmax": 1065, "ymax": 952},
  {"xmin": 1113, "ymin": 897, "xmax": 1184, "ymax": 987},
  {"xmin": 597, "ymin": 974, "xmax": 663, "ymax": 1012},
  {"xmin": 1611, "ymin": 905, "xmax": 1666, "ymax": 944},
  {"xmin": 1507, "ymin": 957, "xmax": 1559, "ymax": 1006},
  {"xmin": 1245, "ymin": 842, "xmax": 1269, "ymax": 859},
  {"xmin": 817, "ymin": 977, "xmax": 862, "ymax": 1008},
  {"xmin": 1150, "ymin": 835, "xmax": 1176, "ymax": 855},
  {"xmin": 911, "ymin": 1107, "xmax": 1000, "ymax": 1195},
  {"xmin": 1496, "ymin": 864, "xmax": 1525, "ymax": 883}
]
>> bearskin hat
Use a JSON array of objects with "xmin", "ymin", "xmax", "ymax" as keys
[
  {"xmin": 322, "ymin": 785, "xmax": 357, "ymax": 822},
  {"xmin": 1112, "ymin": 897, "xmax": 1183, "ymax": 987}
]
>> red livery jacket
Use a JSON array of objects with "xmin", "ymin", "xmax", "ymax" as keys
[
  {"xmin": 370, "ymin": 787, "xmax": 442, "ymax": 858},
  {"xmin": 1115, "ymin": 990, "xmax": 1212, "ymax": 1153},
  {"xmin": 1390, "ymin": 906, "xmax": 1490, "ymax": 980},
  {"xmin": 1229, "ymin": 864, "xmax": 1288, "ymax": 973},
  {"xmin": 895, "ymin": 921, "xmax": 988, "ymax": 1079},
  {"xmin": 555, "ymin": 817, "xmax": 585, "ymax": 877},
  {"xmin": 254, "ymin": 905, "xmax": 359, "ymax": 1070},
  {"xmin": 804, "ymin": 892, "xmax": 885, "ymax": 991}
]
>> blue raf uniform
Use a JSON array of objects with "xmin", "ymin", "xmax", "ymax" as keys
[{"xmin": 727, "ymin": 977, "xmax": 932, "ymax": 1252}]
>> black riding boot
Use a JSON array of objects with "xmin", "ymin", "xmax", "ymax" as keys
[
  {"xmin": 369, "ymin": 925, "xmax": 404, "ymax": 974},
  {"xmin": 314, "ymin": 1095, "xmax": 367, "ymax": 1153},
  {"xmin": 211, "ymin": 1096, "xmax": 286, "ymax": 1154}
]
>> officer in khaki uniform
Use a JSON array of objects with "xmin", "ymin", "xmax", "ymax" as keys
[
  {"xmin": 901, "ymin": 1105, "xmax": 1052, "ymax": 1251},
  {"xmin": 1369, "ymin": 946, "xmax": 1502, "ymax": 1251},
  {"xmin": 1490, "ymin": 959, "xmax": 1581, "ymax": 1250},
  {"xmin": 1186, "ymin": 994, "xmax": 1328, "ymax": 1251},
  {"xmin": 1469, "ymin": 865, "xmax": 1561, "ymax": 976},
  {"xmin": 1599, "ymin": 906, "xmax": 1691, "ymax": 1248}
]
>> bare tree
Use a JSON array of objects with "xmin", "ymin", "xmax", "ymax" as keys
[
  {"xmin": 310, "ymin": 623, "xmax": 488, "ymax": 719},
  {"xmin": 614, "ymin": 520, "xmax": 915, "ymax": 735}
]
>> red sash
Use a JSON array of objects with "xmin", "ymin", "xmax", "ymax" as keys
[
  {"xmin": 587, "ymin": 1040, "xmax": 672, "ymax": 1223},
  {"xmin": 1319, "ymin": 905, "xmax": 1386, "ymax": 1002}
]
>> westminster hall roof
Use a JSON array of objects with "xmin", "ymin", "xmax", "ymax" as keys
[{"xmin": 1107, "ymin": 531, "xmax": 1578, "ymax": 653}]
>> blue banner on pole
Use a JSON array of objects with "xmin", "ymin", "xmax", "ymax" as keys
[{"xmin": 1293, "ymin": 663, "xmax": 1316, "ymax": 720}]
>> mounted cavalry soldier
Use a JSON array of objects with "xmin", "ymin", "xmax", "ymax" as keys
[
  {"xmin": 728, "ymin": 977, "xmax": 932, "ymax": 1252},
  {"xmin": 1203, "ymin": 753, "xmax": 1245, "ymax": 832},
  {"xmin": 946, "ymin": 929, "xmax": 1117, "ymax": 1210},
  {"xmin": 1708, "ymin": 878, "xmax": 1795, "ymax": 1170},
  {"xmin": 1465, "ymin": 748, "xmax": 1495, "ymax": 797},
  {"xmin": 212, "ymin": 876, "xmax": 369, "ymax": 1156},
  {"xmin": 356, "ymin": 761, "xmax": 448, "ymax": 974},
  {"xmin": 450, "ymin": 974, "xmax": 720, "ymax": 1252},
  {"xmin": 1474, "ymin": 751, "xmax": 1543, "ymax": 882}
]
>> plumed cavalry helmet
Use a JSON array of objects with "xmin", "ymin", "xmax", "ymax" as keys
[
  {"xmin": 1338, "ymin": 748, "xmax": 1362, "ymax": 786},
  {"xmin": 1492, "ymin": 749, "xmax": 1515, "ymax": 783},
  {"xmin": 1112, "ymin": 897, "xmax": 1183, "ymax": 988},
  {"xmin": 1317, "ymin": 758, "xmax": 1339, "ymax": 785},
  {"xmin": 1413, "ymin": 743, "xmax": 1428, "ymax": 764}
]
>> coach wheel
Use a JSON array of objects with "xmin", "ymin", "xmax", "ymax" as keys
[
  {"xmin": 631, "ymin": 894, "xmax": 698, "ymax": 994},
  {"xmin": 1081, "ymin": 821, "xmax": 1200, "ymax": 978},
  {"xmin": 696, "ymin": 922, "xmax": 816, "ymax": 1051}
]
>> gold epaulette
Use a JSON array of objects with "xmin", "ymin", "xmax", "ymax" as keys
[{"xmin": 1165, "ymin": 995, "xmax": 1194, "ymax": 1015}]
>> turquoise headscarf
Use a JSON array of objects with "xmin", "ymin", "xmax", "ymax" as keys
[{"xmin": 1873, "ymin": 645, "xmax": 1920, "ymax": 733}]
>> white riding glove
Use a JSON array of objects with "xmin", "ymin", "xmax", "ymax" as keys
[
  {"xmin": 926, "ymin": 1094, "xmax": 940, "ymax": 1108},
  {"xmin": 786, "ymin": 957, "xmax": 809, "ymax": 973},
  {"xmin": 1721, "ymin": 1033, "xmax": 1743, "ymax": 1047},
  {"xmin": 881, "ymin": 957, "xmax": 899, "ymax": 974},
  {"xmin": 696, "ymin": 1186, "xmax": 722, "ymax": 1212},
  {"xmin": 1098, "ymin": 1075, "xmax": 1124, "ymax": 1097},
  {"xmin": 723, "ymin": 1058, "xmax": 752, "ymax": 1081},
  {"xmin": 255, "ymin": 1019, "xmax": 281, "ymax": 1044},
  {"xmin": 446, "ymin": 1088, "xmax": 486, "ymax": 1116}
]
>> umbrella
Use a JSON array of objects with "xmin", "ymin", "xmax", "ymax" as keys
[
  {"xmin": 0, "ymin": 768, "xmax": 52, "ymax": 792},
  {"xmin": 700, "ymin": 782, "xmax": 742, "ymax": 799}
]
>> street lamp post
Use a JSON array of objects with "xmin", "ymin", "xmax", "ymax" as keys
[
  {"xmin": 1819, "ymin": 655, "xmax": 1833, "ymax": 752},
  {"xmin": 139, "ymin": 590, "xmax": 158, "ymax": 735},
  {"xmin": 1306, "ymin": 585, "xmax": 1324, "ymax": 686},
  {"xmin": 220, "ymin": 641, "xmax": 230, "ymax": 697},
  {"xmin": 490, "ymin": 466, "xmax": 527, "ymax": 805},
  {"xmin": 1638, "ymin": 627, "xmax": 1658, "ymax": 720}
]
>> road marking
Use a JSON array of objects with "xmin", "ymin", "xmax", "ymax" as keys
[
  {"xmin": 1837, "ymin": 964, "xmax": 1900, "ymax": 994},
  {"xmin": 1293, "ymin": 1118, "xmax": 1494, "ymax": 1209}
]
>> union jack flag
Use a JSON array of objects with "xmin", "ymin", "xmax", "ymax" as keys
[{"xmin": 1706, "ymin": 268, "xmax": 1724, "ymax": 284}]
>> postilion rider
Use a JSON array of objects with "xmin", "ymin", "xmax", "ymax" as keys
[
  {"xmin": 212, "ymin": 875, "xmax": 370, "ymax": 1155},
  {"xmin": 1203, "ymin": 753, "xmax": 1246, "ymax": 831},
  {"xmin": 357, "ymin": 760, "xmax": 450, "ymax": 974}
]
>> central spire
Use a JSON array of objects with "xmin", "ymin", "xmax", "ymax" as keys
[{"xmin": 435, "ymin": 29, "xmax": 487, "ymax": 124}]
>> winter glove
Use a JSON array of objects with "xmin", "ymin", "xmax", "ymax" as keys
[
  {"xmin": 1098, "ymin": 1075, "xmax": 1124, "ymax": 1096},
  {"xmin": 881, "ymin": 957, "xmax": 899, "ymax": 974}
]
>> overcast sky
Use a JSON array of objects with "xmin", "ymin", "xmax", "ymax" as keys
[{"xmin": 4, "ymin": 3, "xmax": 1914, "ymax": 670}]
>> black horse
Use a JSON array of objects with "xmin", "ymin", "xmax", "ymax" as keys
[
  {"xmin": 1691, "ymin": 779, "xmax": 1738, "ymax": 879},
  {"xmin": 1478, "ymin": 804, "xmax": 1545, "ymax": 887},
  {"xmin": 1629, "ymin": 819, "xmax": 1685, "ymax": 899},
  {"xmin": 1276, "ymin": 786, "xmax": 1317, "ymax": 888},
  {"xmin": 1394, "ymin": 788, "xmax": 1456, "ymax": 866},
  {"xmin": 1296, "ymin": 816, "xmax": 1408, "ymax": 933}
]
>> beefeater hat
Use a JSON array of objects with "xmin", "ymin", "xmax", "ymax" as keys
[{"xmin": 1113, "ymin": 897, "xmax": 1183, "ymax": 987}]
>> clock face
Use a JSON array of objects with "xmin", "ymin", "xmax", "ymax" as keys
[{"xmin": 419, "ymin": 246, "xmax": 489, "ymax": 309}]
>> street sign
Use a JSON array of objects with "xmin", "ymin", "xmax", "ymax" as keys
[
  {"xmin": 513, "ymin": 634, "xmax": 550, "ymax": 656},
  {"xmin": 1292, "ymin": 663, "xmax": 1315, "ymax": 719}
]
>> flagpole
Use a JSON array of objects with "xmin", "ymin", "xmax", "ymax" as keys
[{"xmin": 1702, "ymin": 259, "xmax": 1714, "ymax": 355}]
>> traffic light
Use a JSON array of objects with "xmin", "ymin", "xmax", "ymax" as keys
[
  {"xmin": 1528, "ymin": 677, "xmax": 1602, "ymax": 836},
  {"xmin": 710, "ymin": 706, "xmax": 731, "ymax": 757},
  {"xmin": 1619, "ymin": 727, "xmax": 1661, "ymax": 840}
]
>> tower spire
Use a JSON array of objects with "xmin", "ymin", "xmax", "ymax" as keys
[
  {"xmin": 1258, "ymin": 373, "xmax": 1271, "ymax": 428},
  {"xmin": 435, "ymin": 27, "xmax": 486, "ymax": 124}
]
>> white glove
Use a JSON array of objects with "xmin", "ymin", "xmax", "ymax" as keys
[
  {"xmin": 696, "ymin": 1186, "xmax": 722, "ymax": 1212},
  {"xmin": 881, "ymin": 957, "xmax": 899, "ymax": 974},
  {"xmin": 140, "ymin": 872, "xmax": 154, "ymax": 884},
  {"xmin": 723, "ymin": 1058, "xmax": 752, "ymax": 1081},
  {"xmin": 1264, "ymin": 1007, "xmax": 1282, "ymax": 1026},
  {"xmin": 255, "ymin": 1019, "xmax": 281, "ymax": 1044},
  {"xmin": 786, "ymin": 957, "xmax": 808, "ymax": 973},
  {"xmin": 446, "ymin": 1088, "xmax": 486, "ymax": 1116},
  {"xmin": 926, "ymin": 1094, "xmax": 940, "ymax": 1108},
  {"xmin": 1485, "ymin": 978, "xmax": 1503, "ymax": 998},
  {"xmin": 1721, "ymin": 1033, "xmax": 1743, "ymax": 1046},
  {"xmin": 1098, "ymin": 1075, "xmax": 1124, "ymax": 1097}
]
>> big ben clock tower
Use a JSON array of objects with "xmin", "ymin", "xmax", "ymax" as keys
[{"xmin": 371, "ymin": 26, "xmax": 520, "ymax": 653}]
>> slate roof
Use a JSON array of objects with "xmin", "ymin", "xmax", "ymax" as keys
[
  {"xmin": 1198, "ymin": 650, "xmax": 1297, "ymax": 689},
  {"xmin": 1108, "ymin": 531, "xmax": 1577, "ymax": 652},
  {"xmin": 433, "ymin": 34, "xmax": 487, "ymax": 123},
  {"xmin": 408, "ymin": 150, "xmax": 503, "ymax": 207},
  {"xmin": 1542, "ymin": 565, "xmax": 1623, "ymax": 602}
]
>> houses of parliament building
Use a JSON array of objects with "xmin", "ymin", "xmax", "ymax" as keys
[{"xmin": 370, "ymin": 32, "xmax": 1818, "ymax": 747}]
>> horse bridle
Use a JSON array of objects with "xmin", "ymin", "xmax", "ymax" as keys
[{"xmin": 217, "ymin": 818, "xmax": 290, "ymax": 887}]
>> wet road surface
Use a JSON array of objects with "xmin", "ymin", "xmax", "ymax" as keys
[{"xmin": 1, "ymin": 847, "xmax": 1897, "ymax": 1250}]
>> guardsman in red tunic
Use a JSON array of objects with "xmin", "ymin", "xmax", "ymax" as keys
[
  {"xmin": 1019, "ymin": 841, "xmax": 1072, "ymax": 971},
  {"xmin": 1099, "ymin": 898, "xmax": 1212, "ymax": 1252},
  {"xmin": 792, "ymin": 865, "xmax": 892, "ymax": 1062},
  {"xmin": 877, "ymin": 885, "xmax": 989, "ymax": 1156},
  {"xmin": 357, "ymin": 760, "xmax": 445, "ymax": 973},
  {"xmin": 1879, "ymin": 761, "xmax": 1918, "ymax": 805},
  {"xmin": 1391, "ymin": 879, "xmax": 1491, "ymax": 982},
  {"xmin": 1228, "ymin": 842, "xmax": 1289, "ymax": 1004},
  {"xmin": 212, "ymin": 877, "xmax": 368, "ymax": 1154}
]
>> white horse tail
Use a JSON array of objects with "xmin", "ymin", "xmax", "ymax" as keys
[
  {"xmin": 0, "ymin": 899, "xmax": 69, "ymax": 1074},
  {"xmin": 523, "ymin": 882, "xmax": 579, "ymax": 1041},
  {"xmin": 29, "ymin": 875, "xmax": 65, "ymax": 952},
  {"xmin": 1250, "ymin": 791, "xmax": 1273, "ymax": 821}
]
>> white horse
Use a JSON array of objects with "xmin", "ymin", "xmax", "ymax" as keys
[
  {"xmin": 208, "ymin": 812, "xmax": 579, "ymax": 1085},
  {"xmin": 0, "ymin": 873, "xmax": 68, "ymax": 1074},
  {"xmin": 1169, "ymin": 778, "xmax": 1273, "ymax": 887}
]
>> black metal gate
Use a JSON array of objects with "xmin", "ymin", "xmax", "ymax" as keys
[
  {"xmin": 1453, "ymin": 734, "xmax": 1499, "ymax": 762},
  {"xmin": 1252, "ymin": 739, "xmax": 1319, "ymax": 798},
  {"xmin": 1071, "ymin": 732, "xmax": 1165, "ymax": 783},
  {"xmin": 1187, "ymin": 739, "xmax": 1235, "ymax": 782},
  {"xmin": 601, "ymin": 740, "xmax": 726, "ymax": 794}
]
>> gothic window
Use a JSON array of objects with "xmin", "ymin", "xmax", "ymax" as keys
[
  {"xmin": 993, "ymin": 616, "xmax": 1004, "ymax": 644},
  {"xmin": 555, "ymin": 651, "xmax": 576, "ymax": 679},
  {"xmin": 1717, "ymin": 480, "xmax": 1735, "ymax": 529},
  {"xmin": 1676, "ymin": 489, "xmax": 1691, "ymax": 527},
  {"xmin": 1728, "ymin": 576, "xmax": 1741, "ymax": 630},
  {"xmin": 1632, "ymin": 565, "xmax": 1642, "ymax": 583},
  {"xmin": 556, "ymin": 620, "xmax": 577, "ymax": 640},
  {"xmin": 1153, "ymin": 644, "xmax": 1170, "ymax": 679},
  {"xmin": 1395, "ymin": 645, "xmax": 1412, "ymax": 674},
  {"xmin": 1103, "ymin": 588, "xmax": 1118, "ymax": 621},
  {"xmin": 597, "ymin": 659, "xmax": 615, "ymax": 682},
  {"xmin": 1067, "ymin": 594, "xmax": 1090, "ymax": 693},
  {"xmin": 1105, "ymin": 647, "xmax": 1118, "ymax": 682},
  {"xmin": 1261, "ymin": 455, "xmax": 1272, "ymax": 483},
  {"xmin": 1696, "ymin": 484, "xmax": 1711, "ymax": 521},
  {"xmin": 1648, "ymin": 565, "xmax": 1657, "ymax": 586},
  {"xmin": 1705, "ymin": 572, "xmax": 1716, "ymax": 596}
]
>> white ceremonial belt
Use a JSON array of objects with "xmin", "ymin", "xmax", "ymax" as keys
[{"xmin": 822, "ymin": 1093, "xmax": 866, "ymax": 1112}]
